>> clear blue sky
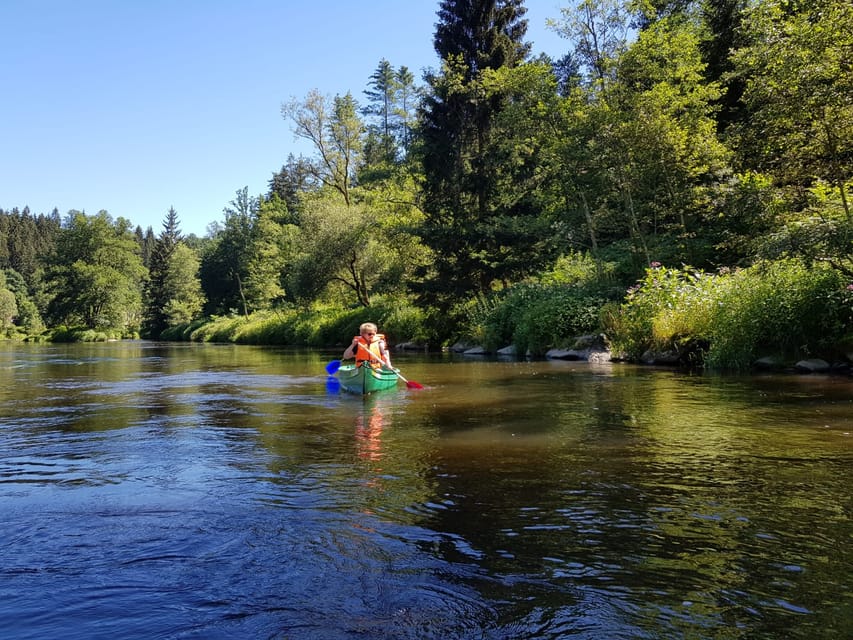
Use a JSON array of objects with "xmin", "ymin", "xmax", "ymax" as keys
[{"xmin": 2, "ymin": 0, "xmax": 568, "ymax": 237}]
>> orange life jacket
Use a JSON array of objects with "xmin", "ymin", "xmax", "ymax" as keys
[{"xmin": 354, "ymin": 333, "xmax": 386, "ymax": 366}]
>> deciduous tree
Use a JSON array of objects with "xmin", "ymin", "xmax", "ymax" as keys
[
  {"xmin": 281, "ymin": 90, "xmax": 364, "ymax": 206},
  {"xmin": 46, "ymin": 211, "xmax": 146, "ymax": 331}
]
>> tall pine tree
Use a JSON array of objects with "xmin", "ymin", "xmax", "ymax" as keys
[
  {"xmin": 418, "ymin": 0, "xmax": 541, "ymax": 309},
  {"xmin": 143, "ymin": 207, "xmax": 182, "ymax": 337}
]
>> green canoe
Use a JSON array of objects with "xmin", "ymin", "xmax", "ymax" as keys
[{"xmin": 337, "ymin": 363, "xmax": 399, "ymax": 395}]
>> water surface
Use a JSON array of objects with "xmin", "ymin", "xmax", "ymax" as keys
[{"xmin": 1, "ymin": 342, "xmax": 851, "ymax": 639}]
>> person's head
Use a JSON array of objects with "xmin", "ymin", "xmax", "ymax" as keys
[{"xmin": 359, "ymin": 322, "xmax": 378, "ymax": 339}]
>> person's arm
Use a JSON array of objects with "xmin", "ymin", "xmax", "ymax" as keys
[
  {"xmin": 342, "ymin": 338, "xmax": 359, "ymax": 360},
  {"xmin": 379, "ymin": 340, "xmax": 392, "ymax": 368}
]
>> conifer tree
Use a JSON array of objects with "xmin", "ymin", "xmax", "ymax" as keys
[
  {"xmin": 144, "ymin": 207, "xmax": 184, "ymax": 336},
  {"xmin": 418, "ymin": 0, "xmax": 538, "ymax": 306}
]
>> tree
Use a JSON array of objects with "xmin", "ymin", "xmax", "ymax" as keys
[
  {"xmin": 699, "ymin": 0, "xmax": 748, "ymax": 131},
  {"xmin": 363, "ymin": 58, "xmax": 398, "ymax": 163},
  {"xmin": 281, "ymin": 90, "xmax": 364, "ymax": 205},
  {"xmin": 433, "ymin": 0, "xmax": 530, "ymax": 76},
  {"xmin": 46, "ymin": 211, "xmax": 146, "ymax": 331},
  {"xmin": 199, "ymin": 188, "xmax": 258, "ymax": 316},
  {"xmin": 3, "ymin": 268, "xmax": 44, "ymax": 334},
  {"xmin": 288, "ymin": 195, "xmax": 392, "ymax": 307},
  {"xmin": 608, "ymin": 15, "xmax": 731, "ymax": 265},
  {"xmin": 269, "ymin": 154, "xmax": 317, "ymax": 218},
  {"xmin": 548, "ymin": 2, "xmax": 735, "ymax": 270},
  {"xmin": 418, "ymin": 0, "xmax": 538, "ymax": 307},
  {"xmin": 160, "ymin": 244, "xmax": 205, "ymax": 327},
  {"xmin": 362, "ymin": 60, "xmax": 422, "ymax": 166},
  {"xmin": 393, "ymin": 65, "xmax": 419, "ymax": 158},
  {"xmin": 730, "ymin": 0, "xmax": 853, "ymax": 224},
  {"xmin": 0, "ymin": 206, "xmax": 59, "ymax": 284},
  {"xmin": 0, "ymin": 271, "xmax": 18, "ymax": 332},
  {"xmin": 143, "ymin": 208, "xmax": 204, "ymax": 336},
  {"xmin": 547, "ymin": 0, "xmax": 631, "ymax": 86},
  {"xmin": 244, "ymin": 195, "xmax": 299, "ymax": 310}
]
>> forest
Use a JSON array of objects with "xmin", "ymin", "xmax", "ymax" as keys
[{"xmin": 1, "ymin": 0, "xmax": 851, "ymax": 370}]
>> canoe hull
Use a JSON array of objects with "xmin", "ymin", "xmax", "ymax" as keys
[{"xmin": 337, "ymin": 364, "xmax": 399, "ymax": 395}]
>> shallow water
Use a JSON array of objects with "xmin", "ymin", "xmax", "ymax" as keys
[{"xmin": 0, "ymin": 342, "xmax": 851, "ymax": 639}]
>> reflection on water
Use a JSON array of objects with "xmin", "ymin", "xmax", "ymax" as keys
[
  {"xmin": 0, "ymin": 342, "xmax": 851, "ymax": 639},
  {"xmin": 355, "ymin": 397, "xmax": 386, "ymax": 463}
]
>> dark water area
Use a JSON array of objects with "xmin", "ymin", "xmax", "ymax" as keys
[{"xmin": 0, "ymin": 341, "xmax": 851, "ymax": 639}]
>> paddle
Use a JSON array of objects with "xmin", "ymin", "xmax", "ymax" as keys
[
  {"xmin": 392, "ymin": 369, "xmax": 425, "ymax": 390},
  {"xmin": 325, "ymin": 359, "xmax": 342, "ymax": 375},
  {"xmin": 355, "ymin": 341, "xmax": 424, "ymax": 390}
]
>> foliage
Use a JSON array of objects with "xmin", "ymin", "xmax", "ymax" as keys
[
  {"xmin": 6, "ymin": 0, "xmax": 852, "ymax": 365},
  {"xmin": 730, "ymin": 0, "xmax": 853, "ymax": 224},
  {"xmin": 704, "ymin": 260, "xmax": 851, "ymax": 368},
  {"xmin": 0, "ymin": 272, "xmax": 17, "ymax": 332},
  {"xmin": 418, "ymin": 1, "xmax": 541, "ymax": 308},
  {"xmin": 540, "ymin": 251, "xmax": 621, "ymax": 287},
  {"xmin": 548, "ymin": 0, "xmax": 630, "ymax": 85},
  {"xmin": 751, "ymin": 180, "xmax": 853, "ymax": 277},
  {"xmin": 50, "ymin": 325, "xmax": 130, "ymax": 342},
  {"xmin": 161, "ymin": 244, "xmax": 205, "ymax": 327},
  {"xmin": 185, "ymin": 314, "xmax": 248, "ymax": 343},
  {"xmin": 0, "ymin": 207, "xmax": 60, "ymax": 283},
  {"xmin": 361, "ymin": 59, "xmax": 421, "ymax": 167},
  {"xmin": 711, "ymin": 170, "xmax": 784, "ymax": 265},
  {"xmin": 46, "ymin": 211, "xmax": 146, "ymax": 332},
  {"xmin": 465, "ymin": 281, "xmax": 611, "ymax": 355},
  {"xmin": 4, "ymin": 270, "xmax": 44, "ymax": 335},
  {"xmin": 199, "ymin": 188, "xmax": 259, "ymax": 316},
  {"xmin": 143, "ymin": 207, "xmax": 204, "ymax": 337},
  {"xmin": 603, "ymin": 263, "xmax": 718, "ymax": 360},
  {"xmin": 166, "ymin": 296, "xmax": 431, "ymax": 349},
  {"xmin": 288, "ymin": 195, "xmax": 390, "ymax": 307},
  {"xmin": 269, "ymin": 154, "xmax": 318, "ymax": 216},
  {"xmin": 244, "ymin": 195, "xmax": 296, "ymax": 310},
  {"xmin": 281, "ymin": 90, "xmax": 364, "ymax": 206},
  {"xmin": 605, "ymin": 259, "xmax": 852, "ymax": 368}
]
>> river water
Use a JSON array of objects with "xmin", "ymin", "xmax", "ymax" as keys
[{"xmin": 0, "ymin": 341, "xmax": 851, "ymax": 639}]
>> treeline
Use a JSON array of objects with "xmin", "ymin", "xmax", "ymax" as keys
[{"xmin": 1, "ymin": 0, "xmax": 851, "ymax": 367}]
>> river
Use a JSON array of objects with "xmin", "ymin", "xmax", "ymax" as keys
[{"xmin": 0, "ymin": 341, "xmax": 851, "ymax": 639}]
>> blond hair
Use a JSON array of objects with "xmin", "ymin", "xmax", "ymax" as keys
[{"xmin": 359, "ymin": 322, "xmax": 378, "ymax": 334}]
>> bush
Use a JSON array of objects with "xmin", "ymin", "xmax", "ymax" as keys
[
  {"xmin": 188, "ymin": 315, "xmax": 248, "ymax": 343},
  {"xmin": 48, "ymin": 326, "xmax": 120, "ymax": 342},
  {"xmin": 604, "ymin": 265, "xmax": 718, "ymax": 361},
  {"xmin": 465, "ymin": 283, "xmax": 611, "ymax": 354},
  {"xmin": 705, "ymin": 260, "xmax": 849, "ymax": 368},
  {"xmin": 603, "ymin": 259, "xmax": 852, "ymax": 369}
]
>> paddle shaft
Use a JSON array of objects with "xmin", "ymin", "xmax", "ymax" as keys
[{"xmin": 355, "ymin": 341, "xmax": 423, "ymax": 389}]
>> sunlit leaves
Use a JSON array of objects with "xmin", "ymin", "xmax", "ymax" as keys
[
  {"xmin": 47, "ymin": 211, "xmax": 146, "ymax": 331},
  {"xmin": 730, "ymin": 0, "xmax": 853, "ymax": 222}
]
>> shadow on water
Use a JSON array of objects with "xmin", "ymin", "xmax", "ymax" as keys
[{"xmin": 0, "ymin": 343, "xmax": 851, "ymax": 639}]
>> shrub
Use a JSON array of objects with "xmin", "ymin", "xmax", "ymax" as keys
[
  {"xmin": 705, "ymin": 260, "xmax": 849, "ymax": 368},
  {"xmin": 188, "ymin": 315, "xmax": 247, "ymax": 343},
  {"xmin": 603, "ymin": 265, "xmax": 709, "ymax": 360},
  {"xmin": 465, "ymin": 283, "xmax": 611, "ymax": 354},
  {"xmin": 604, "ymin": 259, "xmax": 851, "ymax": 369}
]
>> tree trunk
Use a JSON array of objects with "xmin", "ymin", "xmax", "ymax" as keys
[{"xmin": 578, "ymin": 191, "xmax": 603, "ymax": 278}]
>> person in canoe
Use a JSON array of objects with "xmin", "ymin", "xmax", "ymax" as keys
[{"xmin": 342, "ymin": 322, "xmax": 393, "ymax": 370}]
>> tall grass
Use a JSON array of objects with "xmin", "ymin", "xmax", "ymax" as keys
[
  {"xmin": 160, "ymin": 297, "xmax": 430, "ymax": 348},
  {"xmin": 604, "ymin": 259, "xmax": 852, "ymax": 368}
]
